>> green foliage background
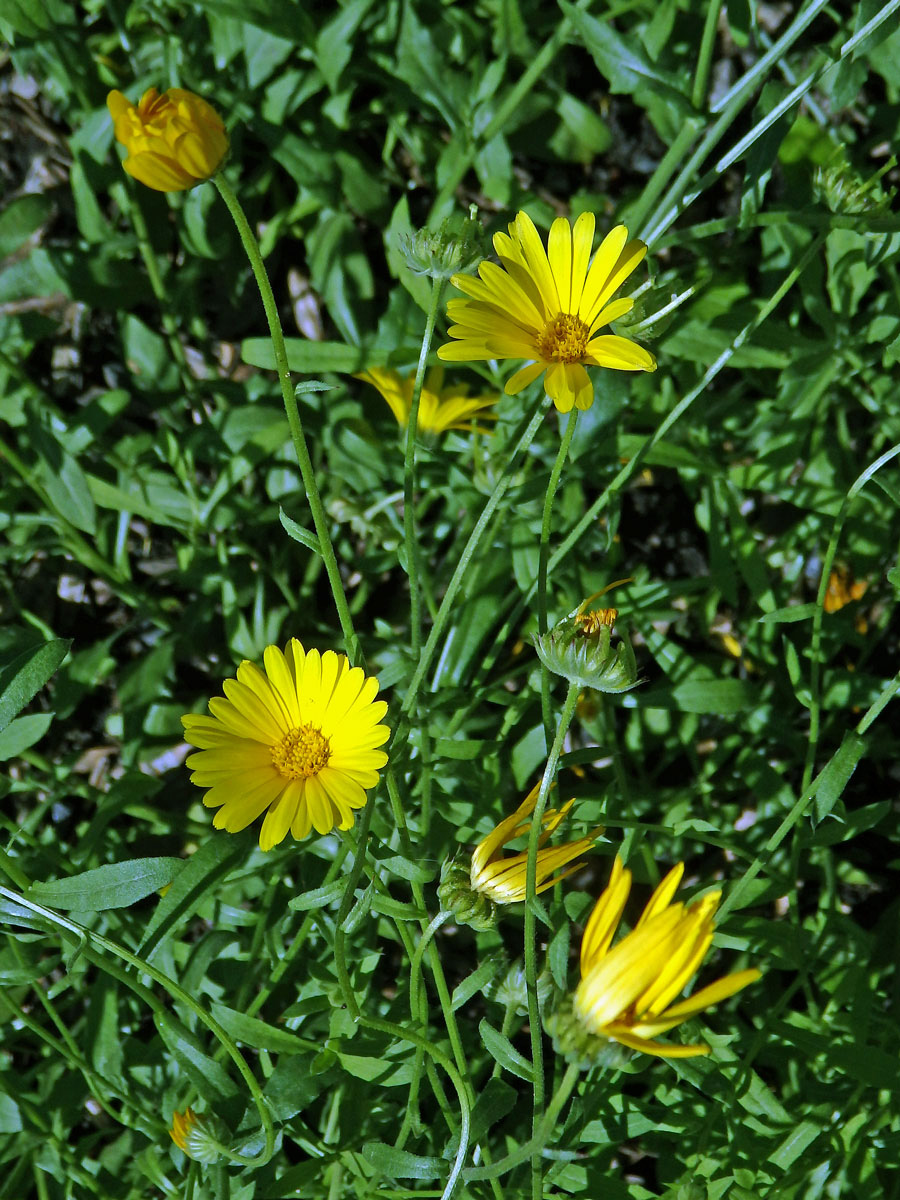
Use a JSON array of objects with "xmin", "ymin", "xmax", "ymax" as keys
[{"xmin": 1, "ymin": 0, "xmax": 900, "ymax": 1197}]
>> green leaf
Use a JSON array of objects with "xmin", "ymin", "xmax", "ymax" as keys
[
  {"xmin": 0, "ymin": 712, "xmax": 54, "ymax": 761},
  {"xmin": 242, "ymin": 337, "xmax": 371, "ymax": 373},
  {"xmin": 155, "ymin": 1011, "xmax": 239, "ymax": 1102},
  {"xmin": 29, "ymin": 858, "xmax": 183, "ymax": 911},
  {"xmin": 470, "ymin": 1078, "xmax": 517, "ymax": 1142},
  {"xmin": 563, "ymin": 1, "xmax": 689, "ymax": 106},
  {"xmin": 209, "ymin": 1001, "xmax": 307, "ymax": 1054},
  {"xmin": 279, "ymin": 508, "xmax": 321, "ymax": 555},
  {"xmin": 640, "ymin": 678, "xmax": 757, "ymax": 714},
  {"xmin": 0, "ymin": 638, "xmax": 70, "ymax": 733},
  {"xmin": 288, "ymin": 879, "xmax": 347, "ymax": 911},
  {"xmin": 361, "ymin": 1143, "xmax": 443, "ymax": 1179},
  {"xmin": 479, "ymin": 1019, "xmax": 533, "ymax": 1082},
  {"xmin": 759, "ymin": 604, "xmax": 818, "ymax": 624},
  {"xmin": 0, "ymin": 194, "xmax": 53, "ymax": 258},
  {"xmin": 812, "ymin": 732, "xmax": 866, "ymax": 825}
]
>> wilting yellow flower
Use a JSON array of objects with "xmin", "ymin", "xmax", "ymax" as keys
[
  {"xmin": 355, "ymin": 365, "xmax": 499, "ymax": 435},
  {"xmin": 570, "ymin": 857, "xmax": 760, "ymax": 1058},
  {"xmin": 438, "ymin": 210, "xmax": 656, "ymax": 413},
  {"xmin": 107, "ymin": 87, "xmax": 228, "ymax": 192},
  {"xmin": 182, "ymin": 639, "xmax": 390, "ymax": 851},
  {"xmin": 470, "ymin": 781, "xmax": 603, "ymax": 902}
]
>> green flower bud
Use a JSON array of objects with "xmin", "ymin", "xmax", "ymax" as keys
[
  {"xmin": 813, "ymin": 149, "xmax": 895, "ymax": 215},
  {"xmin": 168, "ymin": 1108, "xmax": 227, "ymax": 1164},
  {"xmin": 533, "ymin": 597, "xmax": 640, "ymax": 694},
  {"xmin": 399, "ymin": 208, "xmax": 486, "ymax": 280},
  {"xmin": 491, "ymin": 960, "xmax": 554, "ymax": 1016}
]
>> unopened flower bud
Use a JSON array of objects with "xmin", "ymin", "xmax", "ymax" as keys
[
  {"xmin": 400, "ymin": 208, "xmax": 486, "ymax": 279},
  {"xmin": 533, "ymin": 589, "xmax": 640, "ymax": 694},
  {"xmin": 168, "ymin": 1107, "xmax": 225, "ymax": 1164}
]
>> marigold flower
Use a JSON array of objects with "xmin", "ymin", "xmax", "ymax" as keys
[
  {"xmin": 355, "ymin": 365, "xmax": 499, "ymax": 435},
  {"xmin": 182, "ymin": 639, "xmax": 390, "ymax": 851},
  {"xmin": 556, "ymin": 857, "xmax": 760, "ymax": 1060},
  {"xmin": 438, "ymin": 210, "xmax": 656, "ymax": 413},
  {"xmin": 107, "ymin": 87, "xmax": 228, "ymax": 192},
  {"xmin": 438, "ymin": 780, "xmax": 603, "ymax": 929}
]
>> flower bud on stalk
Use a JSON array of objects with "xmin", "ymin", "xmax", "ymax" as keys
[
  {"xmin": 107, "ymin": 87, "xmax": 228, "ymax": 192},
  {"xmin": 533, "ymin": 584, "xmax": 641, "ymax": 694}
]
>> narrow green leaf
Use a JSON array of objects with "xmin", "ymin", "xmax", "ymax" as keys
[
  {"xmin": 155, "ymin": 1011, "xmax": 239, "ymax": 1101},
  {"xmin": 479, "ymin": 1019, "xmax": 533, "ymax": 1082},
  {"xmin": 361, "ymin": 1143, "xmax": 443, "ymax": 1179},
  {"xmin": 29, "ymin": 857, "xmax": 182, "ymax": 911},
  {"xmin": 242, "ymin": 337, "xmax": 370, "ymax": 373},
  {"xmin": 279, "ymin": 508, "xmax": 321, "ymax": 555},
  {"xmin": 288, "ymin": 879, "xmax": 347, "ymax": 911},
  {"xmin": 210, "ymin": 1001, "xmax": 307, "ymax": 1054},
  {"xmin": 812, "ymin": 732, "xmax": 866, "ymax": 824},
  {"xmin": 759, "ymin": 604, "xmax": 818, "ymax": 624},
  {"xmin": 0, "ymin": 638, "xmax": 70, "ymax": 733}
]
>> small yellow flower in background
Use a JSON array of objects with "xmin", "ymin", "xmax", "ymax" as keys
[
  {"xmin": 107, "ymin": 87, "xmax": 228, "ymax": 192},
  {"xmin": 823, "ymin": 564, "xmax": 868, "ymax": 614},
  {"xmin": 438, "ymin": 780, "xmax": 603, "ymax": 929},
  {"xmin": 560, "ymin": 857, "xmax": 760, "ymax": 1060},
  {"xmin": 438, "ymin": 210, "xmax": 656, "ymax": 414},
  {"xmin": 182, "ymin": 639, "xmax": 390, "ymax": 851},
  {"xmin": 355, "ymin": 365, "xmax": 499, "ymax": 435}
]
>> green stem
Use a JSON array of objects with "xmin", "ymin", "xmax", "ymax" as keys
[
  {"xmin": 400, "ymin": 393, "xmax": 550, "ymax": 718},
  {"xmin": 524, "ymin": 682, "xmax": 580, "ymax": 1200},
  {"xmin": 691, "ymin": 0, "xmax": 722, "ymax": 110},
  {"xmin": 212, "ymin": 174, "xmax": 358, "ymax": 661},
  {"xmin": 0, "ymin": 887, "xmax": 275, "ymax": 1167},
  {"xmin": 801, "ymin": 439, "xmax": 900, "ymax": 794},
  {"xmin": 405, "ymin": 279, "xmax": 447, "ymax": 657},
  {"xmin": 539, "ymin": 409, "xmax": 578, "ymax": 746}
]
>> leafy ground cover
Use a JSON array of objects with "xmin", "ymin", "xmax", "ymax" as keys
[{"xmin": 2, "ymin": 1, "xmax": 900, "ymax": 1197}]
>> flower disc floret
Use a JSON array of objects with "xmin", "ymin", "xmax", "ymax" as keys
[
  {"xmin": 182, "ymin": 639, "xmax": 390, "ymax": 850},
  {"xmin": 438, "ymin": 210, "xmax": 656, "ymax": 414}
]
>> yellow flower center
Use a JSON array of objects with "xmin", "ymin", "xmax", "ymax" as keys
[
  {"xmin": 575, "ymin": 607, "xmax": 618, "ymax": 635},
  {"xmin": 538, "ymin": 313, "xmax": 591, "ymax": 363},
  {"xmin": 271, "ymin": 725, "xmax": 331, "ymax": 779}
]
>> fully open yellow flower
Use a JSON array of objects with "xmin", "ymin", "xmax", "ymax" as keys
[
  {"xmin": 470, "ymin": 781, "xmax": 603, "ymax": 903},
  {"xmin": 438, "ymin": 210, "xmax": 656, "ymax": 413},
  {"xmin": 107, "ymin": 87, "xmax": 228, "ymax": 192},
  {"xmin": 573, "ymin": 857, "xmax": 760, "ymax": 1057},
  {"xmin": 355, "ymin": 365, "xmax": 499, "ymax": 435},
  {"xmin": 182, "ymin": 639, "xmax": 389, "ymax": 851}
]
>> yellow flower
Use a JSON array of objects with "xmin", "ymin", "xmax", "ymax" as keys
[
  {"xmin": 355, "ymin": 365, "xmax": 499, "ymax": 435},
  {"xmin": 107, "ymin": 87, "xmax": 228, "ymax": 192},
  {"xmin": 169, "ymin": 1107, "xmax": 199, "ymax": 1153},
  {"xmin": 437, "ymin": 210, "xmax": 656, "ymax": 414},
  {"xmin": 168, "ymin": 1107, "xmax": 222, "ymax": 1163},
  {"xmin": 823, "ymin": 565, "xmax": 868, "ymax": 614},
  {"xmin": 182, "ymin": 639, "xmax": 390, "ymax": 851},
  {"xmin": 572, "ymin": 857, "xmax": 760, "ymax": 1058},
  {"xmin": 470, "ymin": 780, "xmax": 603, "ymax": 903}
]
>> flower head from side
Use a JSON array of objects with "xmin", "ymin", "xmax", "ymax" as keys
[
  {"xmin": 355, "ymin": 365, "xmax": 499, "ymax": 435},
  {"xmin": 107, "ymin": 87, "xmax": 228, "ymax": 191},
  {"xmin": 182, "ymin": 639, "xmax": 390, "ymax": 851},
  {"xmin": 438, "ymin": 780, "xmax": 603, "ymax": 929},
  {"xmin": 556, "ymin": 857, "xmax": 760, "ymax": 1061},
  {"xmin": 438, "ymin": 210, "xmax": 656, "ymax": 414},
  {"xmin": 169, "ymin": 1108, "xmax": 221, "ymax": 1163}
]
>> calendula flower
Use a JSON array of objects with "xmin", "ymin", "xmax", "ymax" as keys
[
  {"xmin": 438, "ymin": 210, "xmax": 656, "ymax": 413},
  {"xmin": 438, "ymin": 780, "xmax": 603, "ymax": 929},
  {"xmin": 182, "ymin": 639, "xmax": 390, "ymax": 851},
  {"xmin": 552, "ymin": 857, "xmax": 760, "ymax": 1061},
  {"xmin": 355, "ymin": 365, "xmax": 499, "ymax": 435},
  {"xmin": 107, "ymin": 87, "xmax": 228, "ymax": 192}
]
